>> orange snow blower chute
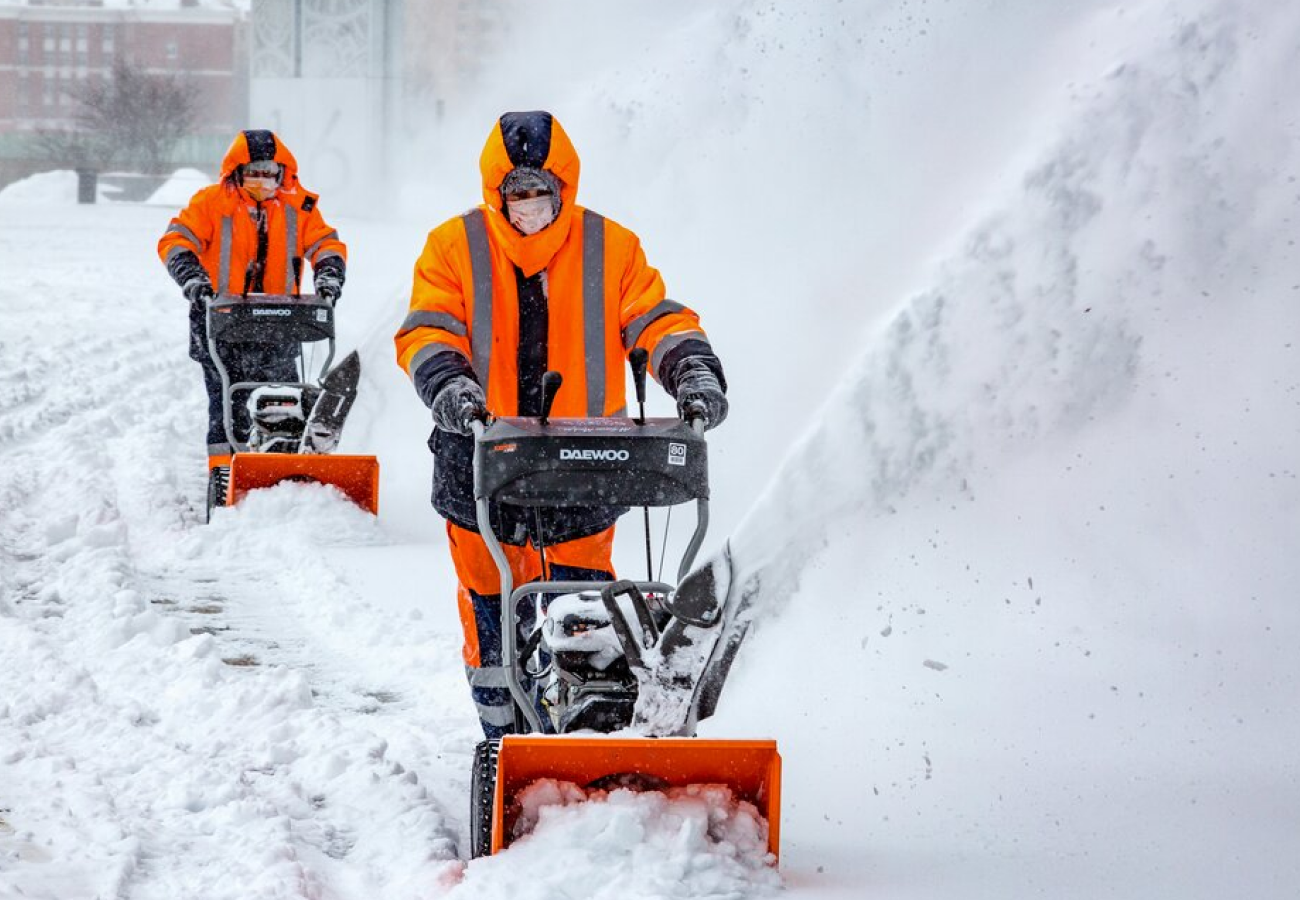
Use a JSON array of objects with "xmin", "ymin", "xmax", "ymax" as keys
[
  {"xmin": 465, "ymin": 361, "xmax": 780, "ymax": 863},
  {"xmin": 490, "ymin": 736, "xmax": 782, "ymax": 857},
  {"xmin": 205, "ymin": 293, "xmax": 379, "ymax": 519}
]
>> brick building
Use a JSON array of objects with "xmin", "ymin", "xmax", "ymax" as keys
[{"xmin": 0, "ymin": 1, "xmax": 248, "ymax": 188}]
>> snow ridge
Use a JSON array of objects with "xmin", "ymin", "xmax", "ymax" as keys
[{"xmin": 726, "ymin": 2, "xmax": 1297, "ymax": 622}]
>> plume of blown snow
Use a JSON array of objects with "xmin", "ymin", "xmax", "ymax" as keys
[{"xmin": 725, "ymin": 1, "xmax": 1300, "ymax": 621}]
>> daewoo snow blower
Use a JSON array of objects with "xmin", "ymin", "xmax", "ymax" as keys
[
  {"xmin": 466, "ymin": 353, "xmax": 780, "ymax": 861},
  {"xmin": 204, "ymin": 292, "xmax": 379, "ymax": 520}
]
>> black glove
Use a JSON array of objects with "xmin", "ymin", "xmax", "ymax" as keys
[
  {"xmin": 674, "ymin": 357, "xmax": 728, "ymax": 430},
  {"xmin": 432, "ymin": 376, "xmax": 487, "ymax": 435},
  {"xmin": 167, "ymin": 248, "xmax": 214, "ymax": 304},
  {"xmin": 183, "ymin": 277, "xmax": 214, "ymax": 305},
  {"xmin": 314, "ymin": 256, "xmax": 345, "ymax": 306}
]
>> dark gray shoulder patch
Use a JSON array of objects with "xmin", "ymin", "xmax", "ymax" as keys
[{"xmin": 301, "ymin": 194, "xmax": 317, "ymax": 212}]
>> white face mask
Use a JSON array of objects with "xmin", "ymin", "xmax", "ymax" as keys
[
  {"xmin": 242, "ymin": 175, "xmax": 279, "ymax": 201},
  {"xmin": 507, "ymin": 195, "xmax": 557, "ymax": 235}
]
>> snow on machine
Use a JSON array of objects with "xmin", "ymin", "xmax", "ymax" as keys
[
  {"xmin": 467, "ymin": 355, "xmax": 781, "ymax": 861},
  {"xmin": 204, "ymin": 292, "xmax": 379, "ymax": 519}
]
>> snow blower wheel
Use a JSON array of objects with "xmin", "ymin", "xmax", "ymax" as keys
[
  {"xmin": 470, "ymin": 738, "xmax": 501, "ymax": 858},
  {"xmin": 205, "ymin": 465, "xmax": 230, "ymax": 522}
]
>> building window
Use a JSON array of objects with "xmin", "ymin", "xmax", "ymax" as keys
[
  {"xmin": 102, "ymin": 24, "xmax": 115, "ymax": 56},
  {"xmin": 166, "ymin": 40, "xmax": 179, "ymax": 64},
  {"xmin": 17, "ymin": 74, "xmax": 30, "ymax": 111},
  {"xmin": 44, "ymin": 24, "xmax": 55, "ymax": 55}
]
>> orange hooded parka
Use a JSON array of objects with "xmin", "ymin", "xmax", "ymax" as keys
[
  {"xmin": 395, "ymin": 111, "xmax": 715, "ymax": 420},
  {"xmin": 157, "ymin": 130, "xmax": 345, "ymax": 297}
]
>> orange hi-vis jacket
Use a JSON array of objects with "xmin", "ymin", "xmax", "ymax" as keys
[
  {"xmin": 395, "ymin": 113, "xmax": 712, "ymax": 419},
  {"xmin": 157, "ymin": 131, "xmax": 345, "ymax": 296}
]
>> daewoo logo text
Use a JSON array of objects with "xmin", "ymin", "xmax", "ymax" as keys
[
  {"xmin": 560, "ymin": 448, "xmax": 630, "ymax": 461},
  {"xmin": 252, "ymin": 308, "xmax": 293, "ymax": 317}
]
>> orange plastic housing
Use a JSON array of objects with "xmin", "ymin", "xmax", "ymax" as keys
[
  {"xmin": 493, "ymin": 735, "xmax": 782, "ymax": 860},
  {"xmin": 227, "ymin": 453, "xmax": 380, "ymax": 514}
]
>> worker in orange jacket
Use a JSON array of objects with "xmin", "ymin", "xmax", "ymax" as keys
[
  {"xmin": 395, "ymin": 111, "xmax": 728, "ymax": 737},
  {"xmin": 157, "ymin": 130, "xmax": 347, "ymax": 494}
]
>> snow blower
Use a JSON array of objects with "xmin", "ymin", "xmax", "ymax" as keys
[
  {"xmin": 466, "ymin": 357, "xmax": 780, "ymax": 861},
  {"xmin": 204, "ymin": 292, "xmax": 379, "ymax": 520}
]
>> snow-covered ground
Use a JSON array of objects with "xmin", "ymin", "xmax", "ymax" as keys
[{"xmin": 3, "ymin": 0, "xmax": 1300, "ymax": 898}]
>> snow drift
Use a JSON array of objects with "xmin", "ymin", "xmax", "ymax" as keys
[
  {"xmin": 730, "ymin": 2, "xmax": 1300, "ymax": 616},
  {"xmin": 710, "ymin": 3, "xmax": 1300, "ymax": 897}
]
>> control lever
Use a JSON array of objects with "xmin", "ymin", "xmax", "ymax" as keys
[
  {"xmin": 540, "ymin": 370, "xmax": 563, "ymax": 425},
  {"xmin": 628, "ymin": 348, "xmax": 654, "ymax": 577},
  {"xmin": 629, "ymin": 348, "xmax": 649, "ymax": 425}
]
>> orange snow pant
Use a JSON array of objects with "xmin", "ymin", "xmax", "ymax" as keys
[{"xmin": 446, "ymin": 521, "xmax": 615, "ymax": 737}]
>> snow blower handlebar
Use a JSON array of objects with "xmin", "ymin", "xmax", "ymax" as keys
[
  {"xmin": 682, "ymin": 399, "xmax": 710, "ymax": 428},
  {"xmin": 469, "ymin": 368, "xmax": 713, "ymax": 735},
  {"xmin": 206, "ymin": 292, "xmax": 337, "ymax": 452}
]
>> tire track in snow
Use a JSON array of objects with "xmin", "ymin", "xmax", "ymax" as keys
[
  {"xmin": 0, "ymin": 206, "xmax": 465, "ymax": 898},
  {"xmin": 0, "ymin": 351, "xmax": 464, "ymax": 898}
]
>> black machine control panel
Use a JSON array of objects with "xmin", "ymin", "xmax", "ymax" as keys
[
  {"xmin": 208, "ymin": 293, "xmax": 334, "ymax": 344},
  {"xmin": 474, "ymin": 417, "xmax": 708, "ymax": 508}
]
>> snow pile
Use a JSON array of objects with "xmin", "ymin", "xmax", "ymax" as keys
[
  {"xmin": 449, "ymin": 780, "xmax": 778, "ymax": 899},
  {"xmin": 209, "ymin": 479, "xmax": 383, "ymax": 544},
  {"xmin": 0, "ymin": 169, "xmax": 179, "ymax": 207},
  {"xmin": 0, "ymin": 170, "xmax": 84, "ymax": 206},
  {"xmin": 724, "ymin": 0, "xmax": 1300, "ymax": 619},
  {"xmin": 706, "ymin": 2, "xmax": 1300, "ymax": 896},
  {"xmin": 146, "ymin": 168, "xmax": 214, "ymax": 207}
]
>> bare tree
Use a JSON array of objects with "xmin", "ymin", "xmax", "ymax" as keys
[
  {"xmin": 31, "ymin": 126, "xmax": 109, "ymax": 174},
  {"xmin": 63, "ymin": 60, "xmax": 200, "ymax": 174}
]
